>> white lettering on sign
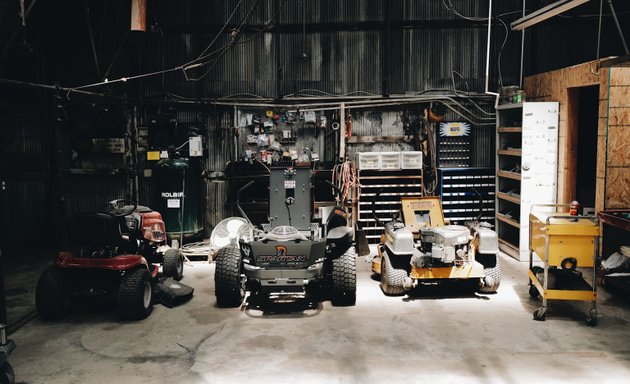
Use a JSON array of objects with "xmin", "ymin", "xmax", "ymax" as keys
[
  {"xmin": 438, "ymin": 122, "xmax": 471, "ymax": 137},
  {"xmin": 284, "ymin": 180, "xmax": 296, "ymax": 189},
  {"xmin": 161, "ymin": 192, "xmax": 184, "ymax": 198}
]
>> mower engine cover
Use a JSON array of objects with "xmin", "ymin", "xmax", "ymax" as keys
[{"xmin": 420, "ymin": 225, "xmax": 470, "ymax": 246}]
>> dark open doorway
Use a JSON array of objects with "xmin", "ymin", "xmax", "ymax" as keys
[{"xmin": 567, "ymin": 85, "xmax": 599, "ymax": 211}]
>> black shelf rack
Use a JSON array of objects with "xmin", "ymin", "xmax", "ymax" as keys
[{"xmin": 438, "ymin": 167, "xmax": 496, "ymax": 225}]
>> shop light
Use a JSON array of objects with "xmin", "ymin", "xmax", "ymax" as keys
[{"xmin": 511, "ymin": 0, "xmax": 591, "ymax": 31}]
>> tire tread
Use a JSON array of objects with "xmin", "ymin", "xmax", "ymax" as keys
[
  {"xmin": 214, "ymin": 247, "xmax": 243, "ymax": 307},
  {"xmin": 331, "ymin": 248, "xmax": 357, "ymax": 306}
]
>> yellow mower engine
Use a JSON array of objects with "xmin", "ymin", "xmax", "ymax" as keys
[{"xmin": 372, "ymin": 197, "xmax": 500, "ymax": 295}]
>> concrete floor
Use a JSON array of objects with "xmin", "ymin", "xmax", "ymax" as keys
[{"xmin": 5, "ymin": 250, "xmax": 630, "ymax": 384}]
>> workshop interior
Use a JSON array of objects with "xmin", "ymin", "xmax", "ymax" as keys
[{"xmin": 0, "ymin": 0, "xmax": 629, "ymax": 383}]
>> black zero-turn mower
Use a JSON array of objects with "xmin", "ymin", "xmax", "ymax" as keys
[
  {"xmin": 212, "ymin": 163, "xmax": 369, "ymax": 307},
  {"xmin": 35, "ymin": 199, "xmax": 193, "ymax": 321}
]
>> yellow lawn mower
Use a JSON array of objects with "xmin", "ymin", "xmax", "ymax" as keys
[{"xmin": 371, "ymin": 195, "xmax": 500, "ymax": 295}]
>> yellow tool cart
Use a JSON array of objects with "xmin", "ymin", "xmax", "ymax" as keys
[{"xmin": 527, "ymin": 204, "xmax": 600, "ymax": 325}]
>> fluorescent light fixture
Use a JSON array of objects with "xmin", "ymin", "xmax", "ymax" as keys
[{"xmin": 511, "ymin": 0, "xmax": 591, "ymax": 31}]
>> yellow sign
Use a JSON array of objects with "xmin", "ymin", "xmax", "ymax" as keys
[
  {"xmin": 147, "ymin": 151, "xmax": 161, "ymax": 161},
  {"xmin": 439, "ymin": 122, "xmax": 471, "ymax": 137}
]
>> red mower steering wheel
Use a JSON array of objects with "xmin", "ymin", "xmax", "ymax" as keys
[{"xmin": 104, "ymin": 199, "xmax": 138, "ymax": 217}]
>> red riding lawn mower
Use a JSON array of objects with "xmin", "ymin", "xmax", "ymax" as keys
[{"xmin": 35, "ymin": 199, "xmax": 189, "ymax": 321}]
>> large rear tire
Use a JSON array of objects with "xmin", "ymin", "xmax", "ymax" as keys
[
  {"xmin": 478, "ymin": 252, "xmax": 501, "ymax": 294},
  {"xmin": 214, "ymin": 246, "xmax": 243, "ymax": 307},
  {"xmin": 35, "ymin": 266, "xmax": 72, "ymax": 320},
  {"xmin": 0, "ymin": 362, "xmax": 14, "ymax": 384},
  {"xmin": 118, "ymin": 268, "xmax": 153, "ymax": 320},
  {"xmin": 380, "ymin": 254, "xmax": 407, "ymax": 296},
  {"xmin": 331, "ymin": 247, "xmax": 357, "ymax": 306},
  {"xmin": 163, "ymin": 248, "xmax": 184, "ymax": 281}
]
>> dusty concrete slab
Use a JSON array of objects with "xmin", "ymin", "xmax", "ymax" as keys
[{"xmin": 7, "ymin": 253, "xmax": 630, "ymax": 384}]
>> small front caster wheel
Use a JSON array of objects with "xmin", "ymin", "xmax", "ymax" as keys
[
  {"xmin": 528, "ymin": 284, "xmax": 540, "ymax": 299},
  {"xmin": 533, "ymin": 307, "xmax": 546, "ymax": 321},
  {"xmin": 586, "ymin": 309, "xmax": 598, "ymax": 326}
]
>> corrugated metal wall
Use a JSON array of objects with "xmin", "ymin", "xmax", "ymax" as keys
[
  {"xmin": 0, "ymin": 92, "xmax": 52, "ymax": 244},
  {"xmin": 65, "ymin": 175, "xmax": 128, "ymax": 216},
  {"xmin": 138, "ymin": 0, "xmax": 524, "ymax": 99}
]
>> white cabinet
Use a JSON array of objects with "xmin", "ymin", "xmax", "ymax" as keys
[{"xmin": 495, "ymin": 102, "xmax": 559, "ymax": 261}]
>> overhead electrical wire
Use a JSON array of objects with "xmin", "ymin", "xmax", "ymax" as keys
[
  {"xmin": 441, "ymin": 0, "xmax": 509, "ymax": 87},
  {"xmin": 195, "ymin": 0, "xmax": 244, "ymax": 61},
  {"xmin": 70, "ymin": 0, "xmax": 275, "ymax": 91},
  {"xmin": 186, "ymin": 1, "xmax": 283, "ymax": 69},
  {"xmin": 182, "ymin": 0, "xmax": 262, "ymax": 81},
  {"xmin": 283, "ymin": 89, "xmax": 380, "ymax": 98}
]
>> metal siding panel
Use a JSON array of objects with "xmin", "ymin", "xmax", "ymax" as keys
[
  {"xmin": 1, "ymin": 176, "xmax": 48, "ymax": 242},
  {"xmin": 147, "ymin": 1, "xmax": 530, "ymax": 98},
  {"xmin": 206, "ymin": 108, "xmax": 236, "ymax": 172},
  {"xmin": 202, "ymin": 32, "xmax": 276, "ymax": 98},
  {"xmin": 65, "ymin": 175, "xmax": 128, "ymax": 217},
  {"xmin": 281, "ymin": 30, "xmax": 381, "ymax": 97},
  {"xmin": 390, "ymin": 27, "xmax": 490, "ymax": 94},
  {"xmin": 206, "ymin": 180, "xmax": 229, "ymax": 229},
  {"xmin": 471, "ymin": 124, "xmax": 495, "ymax": 168},
  {"xmin": 299, "ymin": 0, "xmax": 383, "ymax": 23}
]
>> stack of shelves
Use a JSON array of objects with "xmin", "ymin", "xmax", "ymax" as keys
[
  {"xmin": 439, "ymin": 167, "xmax": 495, "ymax": 225},
  {"xmin": 495, "ymin": 102, "xmax": 559, "ymax": 261},
  {"xmin": 436, "ymin": 122, "xmax": 472, "ymax": 168},
  {"xmin": 357, "ymin": 169, "xmax": 423, "ymax": 244}
]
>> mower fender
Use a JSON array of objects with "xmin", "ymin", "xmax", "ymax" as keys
[
  {"xmin": 474, "ymin": 227, "xmax": 499, "ymax": 255},
  {"xmin": 326, "ymin": 226, "xmax": 353, "ymax": 257},
  {"xmin": 54, "ymin": 251, "xmax": 149, "ymax": 271}
]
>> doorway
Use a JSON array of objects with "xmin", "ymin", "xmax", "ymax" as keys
[{"xmin": 567, "ymin": 85, "xmax": 599, "ymax": 211}]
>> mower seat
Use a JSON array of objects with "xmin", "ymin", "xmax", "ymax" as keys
[{"xmin": 71, "ymin": 213, "xmax": 130, "ymax": 250}]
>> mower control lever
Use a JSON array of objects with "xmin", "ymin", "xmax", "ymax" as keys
[
  {"xmin": 325, "ymin": 180, "xmax": 342, "ymax": 200},
  {"xmin": 237, "ymin": 180, "xmax": 255, "ymax": 224}
]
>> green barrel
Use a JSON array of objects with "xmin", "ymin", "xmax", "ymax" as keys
[{"xmin": 153, "ymin": 157, "xmax": 203, "ymax": 240}]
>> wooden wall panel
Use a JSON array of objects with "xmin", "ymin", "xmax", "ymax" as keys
[
  {"xmin": 606, "ymin": 67, "xmax": 630, "ymax": 210},
  {"xmin": 609, "ymin": 107, "xmax": 630, "ymax": 125},
  {"xmin": 606, "ymin": 167, "xmax": 630, "ymax": 209},
  {"xmin": 608, "ymin": 126, "xmax": 630, "ymax": 167},
  {"xmin": 596, "ymin": 176, "xmax": 605, "ymax": 212},
  {"xmin": 609, "ymin": 86, "xmax": 630, "ymax": 107},
  {"xmin": 610, "ymin": 68, "xmax": 630, "ymax": 85},
  {"xmin": 597, "ymin": 133, "xmax": 607, "ymax": 179}
]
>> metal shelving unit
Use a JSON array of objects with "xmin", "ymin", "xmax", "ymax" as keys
[
  {"xmin": 438, "ymin": 167, "xmax": 495, "ymax": 225},
  {"xmin": 495, "ymin": 102, "xmax": 559, "ymax": 261},
  {"xmin": 356, "ymin": 169, "xmax": 423, "ymax": 243}
]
